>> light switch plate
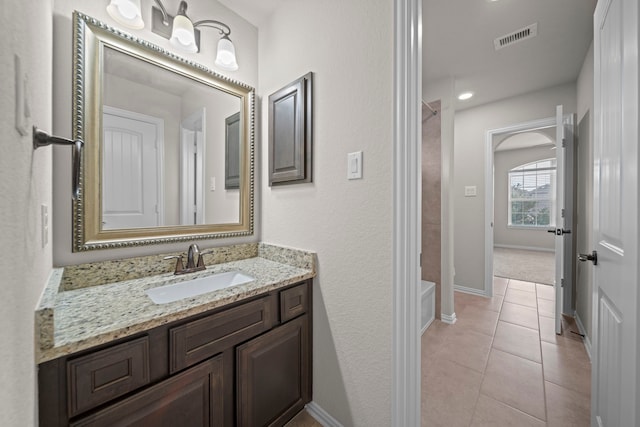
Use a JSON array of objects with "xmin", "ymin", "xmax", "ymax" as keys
[{"xmin": 347, "ymin": 151, "xmax": 363, "ymax": 180}]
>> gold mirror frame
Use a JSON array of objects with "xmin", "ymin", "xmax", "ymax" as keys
[{"xmin": 72, "ymin": 12, "xmax": 254, "ymax": 251}]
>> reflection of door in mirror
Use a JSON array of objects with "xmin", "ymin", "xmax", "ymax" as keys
[
  {"xmin": 180, "ymin": 109, "xmax": 205, "ymax": 225},
  {"xmin": 102, "ymin": 106, "xmax": 164, "ymax": 229}
]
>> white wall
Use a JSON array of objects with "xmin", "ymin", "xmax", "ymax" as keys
[
  {"xmin": 575, "ymin": 41, "xmax": 594, "ymax": 342},
  {"xmin": 454, "ymin": 83, "xmax": 576, "ymax": 291},
  {"xmin": 494, "ymin": 145, "xmax": 556, "ymax": 251},
  {"xmin": 0, "ymin": 1, "xmax": 52, "ymax": 425},
  {"xmin": 52, "ymin": 0, "xmax": 258, "ymax": 265},
  {"xmin": 259, "ymin": 0, "xmax": 393, "ymax": 425}
]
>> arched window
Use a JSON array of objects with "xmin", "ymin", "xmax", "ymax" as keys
[{"xmin": 508, "ymin": 158, "xmax": 556, "ymax": 228}]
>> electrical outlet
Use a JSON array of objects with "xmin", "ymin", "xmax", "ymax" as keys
[
  {"xmin": 41, "ymin": 204, "xmax": 48, "ymax": 248},
  {"xmin": 464, "ymin": 186, "xmax": 477, "ymax": 197}
]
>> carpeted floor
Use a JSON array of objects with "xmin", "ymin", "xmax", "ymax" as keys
[{"xmin": 493, "ymin": 247, "xmax": 555, "ymax": 285}]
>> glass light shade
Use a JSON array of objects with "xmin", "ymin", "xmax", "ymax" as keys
[
  {"xmin": 106, "ymin": 0, "xmax": 144, "ymax": 29},
  {"xmin": 170, "ymin": 15, "xmax": 198, "ymax": 53},
  {"xmin": 215, "ymin": 37, "xmax": 239, "ymax": 71}
]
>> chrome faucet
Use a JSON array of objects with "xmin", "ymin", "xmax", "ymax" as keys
[
  {"xmin": 165, "ymin": 243, "xmax": 208, "ymax": 275},
  {"xmin": 186, "ymin": 243, "xmax": 201, "ymax": 269}
]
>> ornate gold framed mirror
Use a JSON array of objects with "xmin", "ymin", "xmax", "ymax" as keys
[{"xmin": 72, "ymin": 12, "xmax": 254, "ymax": 251}]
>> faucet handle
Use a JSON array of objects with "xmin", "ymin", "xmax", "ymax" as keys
[
  {"xmin": 164, "ymin": 255, "xmax": 184, "ymax": 274},
  {"xmin": 197, "ymin": 250, "xmax": 214, "ymax": 268}
]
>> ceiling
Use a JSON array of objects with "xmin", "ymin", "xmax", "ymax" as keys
[
  {"xmin": 423, "ymin": 0, "xmax": 597, "ymax": 110},
  {"xmin": 220, "ymin": 0, "xmax": 597, "ymax": 111},
  {"xmin": 218, "ymin": 0, "xmax": 283, "ymax": 27}
]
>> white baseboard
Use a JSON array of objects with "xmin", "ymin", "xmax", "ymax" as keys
[
  {"xmin": 440, "ymin": 312, "xmax": 457, "ymax": 324},
  {"xmin": 421, "ymin": 317, "xmax": 434, "ymax": 334},
  {"xmin": 574, "ymin": 311, "xmax": 592, "ymax": 361},
  {"xmin": 306, "ymin": 401, "xmax": 343, "ymax": 427},
  {"xmin": 454, "ymin": 284, "xmax": 488, "ymax": 297},
  {"xmin": 494, "ymin": 244, "xmax": 555, "ymax": 253}
]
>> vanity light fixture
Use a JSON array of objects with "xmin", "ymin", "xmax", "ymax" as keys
[
  {"xmin": 106, "ymin": 0, "xmax": 144, "ymax": 29},
  {"xmin": 106, "ymin": 0, "xmax": 239, "ymax": 71},
  {"xmin": 458, "ymin": 91, "xmax": 474, "ymax": 101}
]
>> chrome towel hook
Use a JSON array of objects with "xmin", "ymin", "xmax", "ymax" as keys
[{"xmin": 33, "ymin": 126, "xmax": 84, "ymax": 199}]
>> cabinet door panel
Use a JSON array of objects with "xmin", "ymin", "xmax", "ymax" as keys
[
  {"xmin": 71, "ymin": 356, "xmax": 224, "ymax": 427},
  {"xmin": 237, "ymin": 315, "xmax": 310, "ymax": 427}
]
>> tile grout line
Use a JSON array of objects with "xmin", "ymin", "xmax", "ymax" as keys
[
  {"xmin": 535, "ymin": 282, "xmax": 549, "ymax": 424},
  {"xmin": 467, "ymin": 278, "xmax": 506, "ymax": 427}
]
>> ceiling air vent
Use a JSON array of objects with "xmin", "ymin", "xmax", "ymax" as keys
[{"xmin": 494, "ymin": 23, "xmax": 538, "ymax": 50}]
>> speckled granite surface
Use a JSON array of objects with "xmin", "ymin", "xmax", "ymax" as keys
[
  {"xmin": 60, "ymin": 243, "xmax": 259, "ymax": 291},
  {"xmin": 36, "ymin": 244, "xmax": 316, "ymax": 364}
]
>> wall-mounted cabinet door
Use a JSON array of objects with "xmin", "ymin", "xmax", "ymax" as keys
[{"xmin": 236, "ymin": 315, "xmax": 310, "ymax": 427}]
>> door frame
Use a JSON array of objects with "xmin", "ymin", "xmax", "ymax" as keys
[
  {"xmin": 391, "ymin": 0, "xmax": 422, "ymax": 425},
  {"xmin": 179, "ymin": 108, "xmax": 206, "ymax": 225},
  {"xmin": 484, "ymin": 114, "xmax": 574, "ymax": 298}
]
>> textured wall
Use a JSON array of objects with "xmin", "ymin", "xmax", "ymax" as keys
[
  {"xmin": 575, "ymin": 42, "xmax": 594, "ymax": 342},
  {"xmin": 259, "ymin": 0, "xmax": 394, "ymax": 424},
  {"xmin": 454, "ymin": 83, "xmax": 577, "ymax": 291},
  {"xmin": 494, "ymin": 145, "xmax": 557, "ymax": 251},
  {"xmin": 0, "ymin": 1, "xmax": 53, "ymax": 425},
  {"xmin": 51, "ymin": 0, "xmax": 259, "ymax": 265}
]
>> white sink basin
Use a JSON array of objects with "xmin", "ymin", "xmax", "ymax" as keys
[{"xmin": 146, "ymin": 271, "xmax": 255, "ymax": 304}]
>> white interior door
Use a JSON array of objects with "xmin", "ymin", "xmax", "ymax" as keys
[
  {"xmin": 591, "ymin": 0, "xmax": 639, "ymax": 425},
  {"xmin": 102, "ymin": 108, "xmax": 164, "ymax": 229},
  {"xmin": 553, "ymin": 105, "xmax": 565, "ymax": 335}
]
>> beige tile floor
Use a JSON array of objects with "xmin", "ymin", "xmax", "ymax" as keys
[
  {"xmin": 285, "ymin": 410, "xmax": 323, "ymax": 427},
  {"xmin": 422, "ymin": 277, "xmax": 591, "ymax": 426}
]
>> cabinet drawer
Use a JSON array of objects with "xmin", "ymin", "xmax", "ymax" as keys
[
  {"xmin": 67, "ymin": 336, "xmax": 150, "ymax": 418},
  {"xmin": 170, "ymin": 296, "xmax": 275, "ymax": 373},
  {"xmin": 280, "ymin": 283, "xmax": 309, "ymax": 322}
]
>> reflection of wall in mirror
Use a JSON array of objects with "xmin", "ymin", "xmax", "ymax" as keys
[
  {"xmin": 182, "ymin": 86, "xmax": 241, "ymax": 224},
  {"xmin": 104, "ymin": 73, "xmax": 182, "ymax": 225}
]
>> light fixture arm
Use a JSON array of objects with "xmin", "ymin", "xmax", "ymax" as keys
[
  {"xmin": 153, "ymin": 0, "xmax": 169, "ymax": 24},
  {"xmin": 192, "ymin": 19, "xmax": 231, "ymax": 37}
]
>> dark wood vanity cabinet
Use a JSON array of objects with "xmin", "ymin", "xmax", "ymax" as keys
[
  {"xmin": 38, "ymin": 280, "xmax": 312, "ymax": 427},
  {"xmin": 237, "ymin": 315, "xmax": 310, "ymax": 427}
]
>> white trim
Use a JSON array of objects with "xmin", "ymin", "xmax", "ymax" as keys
[
  {"xmin": 421, "ymin": 317, "xmax": 435, "ymax": 334},
  {"xmin": 574, "ymin": 311, "xmax": 592, "ymax": 362},
  {"xmin": 440, "ymin": 312, "xmax": 457, "ymax": 324},
  {"xmin": 494, "ymin": 244, "xmax": 555, "ymax": 253},
  {"xmin": 392, "ymin": 0, "xmax": 422, "ymax": 425},
  {"xmin": 454, "ymin": 284, "xmax": 488, "ymax": 297},
  {"xmin": 305, "ymin": 401, "xmax": 344, "ymax": 427}
]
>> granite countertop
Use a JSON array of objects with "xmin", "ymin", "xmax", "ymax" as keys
[{"xmin": 36, "ymin": 243, "xmax": 316, "ymax": 364}]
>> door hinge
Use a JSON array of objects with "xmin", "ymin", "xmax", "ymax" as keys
[
  {"xmin": 562, "ymin": 138, "xmax": 566, "ymax": 148},
  {"xmin": 561, "ymin": 209, "xmax": 565, "ymax": 218},
  {"xmin": 561, "ymin": 278, "xmax": 564, "ymax": 287}
]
